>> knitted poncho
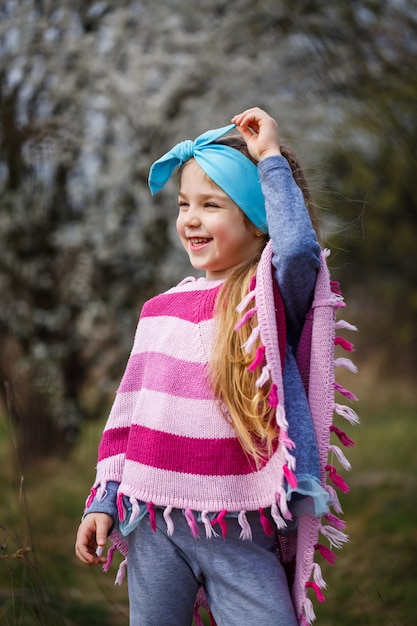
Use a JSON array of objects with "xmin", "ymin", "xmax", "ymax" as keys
[
  {"xmin": 291, "ymin": 245, "xmax": 358, "ymax": 624},
  {"xmin": 86, "ymin": 239, "xmax": 358, "ymax": 626}
]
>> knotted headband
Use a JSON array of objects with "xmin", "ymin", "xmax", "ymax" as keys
[{"xmin": 148, "ymin": 123, "xmax": 268, "ymax": 233}]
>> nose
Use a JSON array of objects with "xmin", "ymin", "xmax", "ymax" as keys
[{"xmin": 183, "ymin": 204, "xmax": 201, "ymax": 228}]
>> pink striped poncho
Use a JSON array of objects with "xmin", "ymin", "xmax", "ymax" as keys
[{"xmin": 88, "ymin": 241, "xmax": 359, "ymax": 625}]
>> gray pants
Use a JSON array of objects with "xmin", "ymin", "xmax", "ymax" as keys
[{"xmin": 127, "ymin": 507, "xmax": 298, "ymax": 626}]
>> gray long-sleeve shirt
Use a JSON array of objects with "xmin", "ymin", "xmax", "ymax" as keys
[{"xmin": 259, "ymin": 155, "xmax": 321, "ymax": 480}]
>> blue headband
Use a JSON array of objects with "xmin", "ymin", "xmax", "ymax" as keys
[{"xmin": 148, "ymin": 124, "xmax": 268, "ymax": 234}]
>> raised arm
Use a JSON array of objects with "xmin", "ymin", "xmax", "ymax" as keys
[{"xmin": 233, "ymin": 107, "xmax": 321, "ymax": 346}]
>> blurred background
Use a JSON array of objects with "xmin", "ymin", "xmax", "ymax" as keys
[{"xmin": 0, "ymin": 1, "xmax": 416, "ymax": 624}]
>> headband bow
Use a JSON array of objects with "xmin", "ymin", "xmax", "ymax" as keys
[{"xmin": 148, "ymin": 124, "xmax": 268, "ymax": 234}]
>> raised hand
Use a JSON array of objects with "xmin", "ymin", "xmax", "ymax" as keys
[{"xmin": 231, "ymin": 107, "xmax": 281, "ymax": 163}]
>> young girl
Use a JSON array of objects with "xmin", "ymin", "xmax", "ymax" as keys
[{"xmin": 75, "ymin": 107, "xmax": 354, "ymax": 625}]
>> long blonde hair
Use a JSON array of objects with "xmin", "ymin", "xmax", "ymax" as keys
[
  {"xmin": 210, "ymin": 254, "xmax": 277, "ymax": 467},
  {"xmin": 209, "ymin": 136, "xmax": 319, "ymax": 465}
]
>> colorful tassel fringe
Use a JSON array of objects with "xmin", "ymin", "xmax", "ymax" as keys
[
  {"xmin": 306, "ymin": 580, "xmax": 326, "ymax": 603},
  {"xmin": 326, "ymin": 464, "xmax": 350, "ymax": 493},
  {"xmin": 315, "ymin": 543, "xmax": 337, "ymax": 565},
  {"xmin": 117, "ymin": 492, "xmax": 125, "ymax": 522},
  {"xmin": 163, "ymin": 505, "xmax": 175, "ymax": 536},
  {"xmin": 330, "ymin": 424, "xmax": 355, "ymax": 447},
  {"xmin": 212, "ymin": 510, "xmax": 228, "ymax": 538},
  {"xmin": 259, "ymin": 508, "xmax": 275, "ymax": 537},
  {"xmin": 147, "ymin": 502, "xmax": 156, "ymax": 532},
  {"xmin": 185, "ymin": 508, "xmax": 200, "ymax": 538}
]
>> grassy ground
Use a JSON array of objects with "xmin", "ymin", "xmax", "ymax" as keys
[
  {"xmin": 0, "ymin": 418, "xmax": 129, "ymax": 626},
  {"xmin": 0, "ymin": 362, "xmax": 416, "ymax": 625},
  {"xmin": 313, "ymin": 390, "xmax": 417, "ymax": 626}
]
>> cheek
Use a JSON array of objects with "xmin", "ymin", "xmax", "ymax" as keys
[
  {"xmin": 217, "ymin": 220, "xmax": 252, "ymax": 247},
  {"xmin": 176, "ymin": 215, "xmax": 190, "ymax": 252},
  {"xmin": 210, "ymin": 218, "xmax": 239, "ymax": 243},
  {"xmin": 176, "ymin": 214, "xmax": 184, "ymax": 237}
]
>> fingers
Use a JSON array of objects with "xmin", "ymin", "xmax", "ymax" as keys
[
  {"xmin": 232, "ymin": 122, "xmax": 257, "ymax": 146},
  {"xmin": 75, "ymin": 514, "xmax": 113, "ymax": 566},
  {"xmin": 231, "ymin": 107, "xmax": 274, "ymax": 133},
  {"xmin": 231, "ymin": 107, "xmax": 281, "ymax": 161},
  {"xmin": 96, "ymin": 515, "xmax": 113, "ymax": 548},
  {"xmin": 75, "ymin": 529, "xmax": 101, "ymax": 566}
]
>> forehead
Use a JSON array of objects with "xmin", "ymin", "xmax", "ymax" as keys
[{"xmin": 179, "ymin": 159, "xmax": 228, "ymax": 195}]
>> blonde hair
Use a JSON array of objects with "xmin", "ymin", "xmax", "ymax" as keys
[
  {"xmin": 209, "ymin": 136, "xmax": 319, "ymax": 465},
  {"xmin": 210, "ymin": 253, "xmax": 277, "ymax": 467}
]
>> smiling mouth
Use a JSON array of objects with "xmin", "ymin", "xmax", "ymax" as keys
[{"xmin": 189, "ymin": 237, "xmax": 212, "ymax": 247}]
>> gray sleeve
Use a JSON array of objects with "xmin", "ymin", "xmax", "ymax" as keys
[
  {"xmin": 258, "ymin": 155, "xmax": 321, "ymax": 347},
  {"xmin": 83, "ymin": 480, "xmax": 119, "ymax": 524},
  {"xmin": 258, "ymin": 156, "xmax": 323, "ymax": 488}
]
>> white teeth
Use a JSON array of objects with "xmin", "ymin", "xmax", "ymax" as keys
[{"xmin": 190, "ymin": 238, "xmax": 208, "ymax": 245}]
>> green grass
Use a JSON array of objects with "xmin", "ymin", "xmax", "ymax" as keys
[
  {"xmin": 0, "ymin": 418, "xmax": 129, "ymax": 626},
  {"xmin": 1, "ymin": 367, "xmax": 416, "ymax": 625},
  {"xmin": 314, "ymin": 368, "xmax": 417, "ymax": 626}
]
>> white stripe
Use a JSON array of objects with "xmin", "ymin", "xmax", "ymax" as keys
[
  {"xmin": 104, "ymin": 393, "xmax": 136, "ymax": 430},
  {"xmin": 131, "ymin": 315, "xmax": 215, "ymax": 362},
  {"xmin": 130, "ymin": 388, "xmax": 236, "ymax": 439},
  {"xmin": 104, "ymin": 389, "xmax": 236, "ymax": 439}
]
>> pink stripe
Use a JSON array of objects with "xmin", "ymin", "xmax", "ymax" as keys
[
  {"xmin": 98, "ymin": 427, "xmax": 129, "ymax": 461},
  {"xmin": 125, "ymin": 424, "xmax": 263, "ymax": 476},
  {"xmin": 141, "ymin": 285, "xmax": 221, "ymax": 323},
  {"xmin": 118, "ymin": 352, "xmax": 212, "ymax": 399}
]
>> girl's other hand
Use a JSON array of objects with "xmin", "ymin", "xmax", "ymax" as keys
[
  {"xmin": 231, "ymin": 107, "xmax": 281, "ymax": 162},
  {"xmin": 75, "ymin": 512, "xmax": 113, "ymax": 566}
]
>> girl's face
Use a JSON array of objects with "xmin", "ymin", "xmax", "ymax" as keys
[{"xmin": 176, "ymin": 159, "xmax": 264, "ymax": 280}]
